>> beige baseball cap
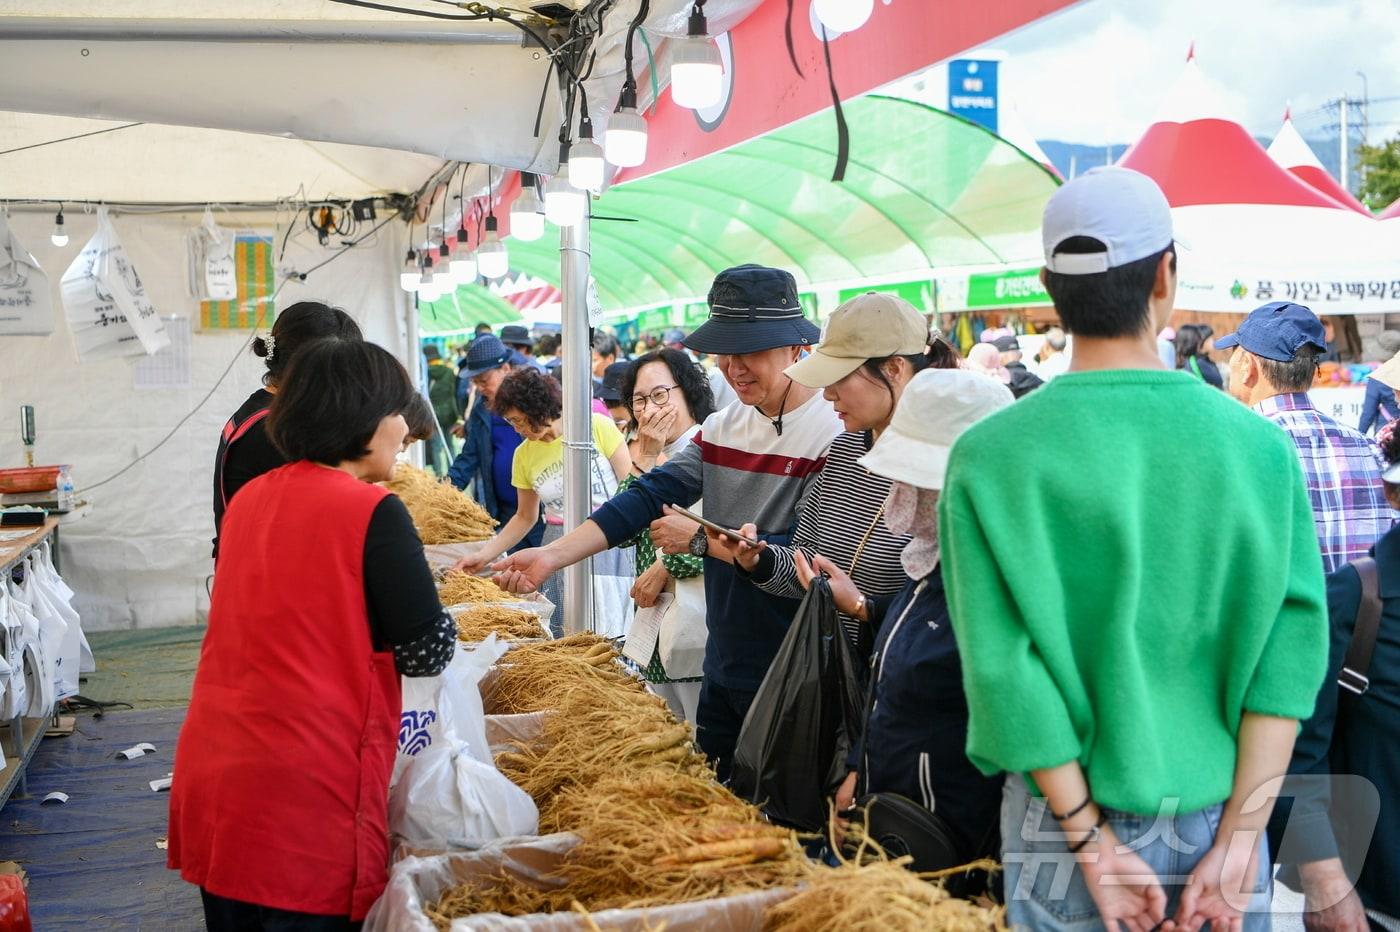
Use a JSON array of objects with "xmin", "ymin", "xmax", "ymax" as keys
[{"xmin": 785, "ymin": 292, "xmax": 930, "ymax": 388}]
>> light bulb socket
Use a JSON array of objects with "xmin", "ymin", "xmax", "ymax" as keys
[
  {"xmin": 438, "ymin": 241, "xmax": 450, "ymax": 259},
  {"xmin": 53, "ymin": 209, "xmax": 65, "ymax": 228},
  {"xmin": 618, "ymin": 83, "xmax": 638, "ymax": 111},
  {"xmin": 578, "ymin": 116, "xmax": 595, "ymax": 141},
  {"xmin": 456, "ymin": 227, "xmax": 469, "ymax": 245},
  {"xmin": 422, "ymin": 253, "xmax": 434, "ymax": 270},
  {"xmin": 687, "ymin": 6, "xmax": 707, "ymax": 38},
  {"xmin": 403, "ymin": 247, "xmax": 416, "ymax": 265},
  {"xmin": 485, "ymin": 215, "xmax": 499, "ymax": 234}
]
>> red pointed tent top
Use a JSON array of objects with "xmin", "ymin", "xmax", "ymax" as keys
[
  {"xmin": 1381, "ymin": 199, "xmax": 1400, "ymax": 220},
  {"xmin": 1118, "ymin": 60, "xmax": 1349, "ymax": 210},
  {"xmin": 1266, "ymin": 114, "xmax": 1370, "ymax": 213}
]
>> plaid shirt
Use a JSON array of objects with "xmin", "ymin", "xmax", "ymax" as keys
[{"xmin": 1256, "ymin": 392, "xmax": 1395, "ymax": 574}]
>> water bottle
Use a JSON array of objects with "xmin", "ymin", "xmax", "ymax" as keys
[{"xmin": 56, "ymin": 467, "xmax": 75, "ymax": 511}]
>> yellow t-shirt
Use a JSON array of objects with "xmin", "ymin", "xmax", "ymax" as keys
[{"xmin": 511, "ymin": 413, "xmax": 625, "ymax": 520}]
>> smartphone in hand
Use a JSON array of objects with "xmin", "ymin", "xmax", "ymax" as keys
[{"xmin": 666, "ymin": 504, "xmax": 760, "ymax": 546}]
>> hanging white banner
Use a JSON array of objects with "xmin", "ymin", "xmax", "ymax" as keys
[
  {"xmin": 0, "ymin": 215, "xmax": 54, "ymax": 336},
  {"xmin": 61, "ymin": 208, "xmax": 170, "ymax": 360}
]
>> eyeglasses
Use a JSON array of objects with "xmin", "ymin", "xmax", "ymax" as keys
[
  {"xmin": 503, "ymin": 413, "xmax": 531, "ymax": 431},
  {"xmin": 630, "ymin": 385, "xmax": 679, "ymax": 411}
]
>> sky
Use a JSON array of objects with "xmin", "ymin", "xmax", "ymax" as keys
[{"xmin": 980, "ymin": 0, "xmax": 1400, "ymax": 146}]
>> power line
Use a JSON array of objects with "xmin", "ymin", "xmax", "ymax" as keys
[{"xmin": 0, "ymin": 122, "xmax": 144, "ymax": 158}]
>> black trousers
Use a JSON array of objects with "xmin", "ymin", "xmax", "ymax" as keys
[
  {"xmin": 694, "ymin": 678, "xmax": 757, "ymax": 783},
  {"xmin": 201, "ymin": 889, "xmax": 362, "ymax": 932}
]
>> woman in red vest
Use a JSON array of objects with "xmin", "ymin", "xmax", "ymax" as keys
[{"xmin": 172, "ymin": 340, "xmax": 456, "ymax": 931}]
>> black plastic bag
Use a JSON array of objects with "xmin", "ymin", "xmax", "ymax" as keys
[{"xmin": 729, "ymin": 576, "xmax": 867, "ymax": 832}]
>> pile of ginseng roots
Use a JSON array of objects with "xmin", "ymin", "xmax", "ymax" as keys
[{"xmin": 386, "ymin": 464, "xmax": 496, "ymax": 544}]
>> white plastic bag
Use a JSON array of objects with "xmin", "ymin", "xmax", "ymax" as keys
[
  {"xmin": 0, "ymin": 587, "xmax": 20, "ymax": 720},
  {"xmin": 61, "ymin": 207, "xmax": 169, "ymax": 359},
  {"xmin": 0, "ymin": 213, "xmax": 54, "ymax": 336},
  {"xmin": 387, "ymin": 737, "xmax": 538, "ymax": 849},
  {"xmin": 25, "ymin": 544, "xmax": 82, "ymax": 700},
  {"xmin": 187, "ymin": 207, "xmax": 237, "ymax": 301},
  {"xmin": 391, "ymin": 637, "xmax": 537, "ymax": 848},
  {"xmin": 395, "ymin": 638, "xmax": 506, "ymax": 783},
  {"xmin": 5, "ymin": 576, "xmax": 52, "ymax": 720}
]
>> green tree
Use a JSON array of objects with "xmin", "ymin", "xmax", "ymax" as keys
[{"xmin": 1355, "ymin": 135, "xmax": 1400, "ymax": 212}]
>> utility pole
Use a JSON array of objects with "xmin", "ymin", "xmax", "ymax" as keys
[{"xmin": 1339, "ymin": 94, "xmax": 1350, "ymax": 193}]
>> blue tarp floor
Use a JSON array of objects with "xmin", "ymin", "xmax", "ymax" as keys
[{"xmin": 2, "ymin": 707, "xmax": 201, "ymax": 929}]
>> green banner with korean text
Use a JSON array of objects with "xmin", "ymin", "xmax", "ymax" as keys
[{"xmin": 965, "ymin": 267, "xmax": 1049, "ymax": 309}]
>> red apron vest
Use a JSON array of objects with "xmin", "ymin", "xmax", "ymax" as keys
[{"xmin": 170, "ymin": 460, "xmax": 399, "ymax": 920}]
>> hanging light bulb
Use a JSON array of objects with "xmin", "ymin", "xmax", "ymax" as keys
[
  {"xmin": 544, "ymin": 143, "xmax": 588, "ymax": 227},
  {"xmin": 476, "ymin": 215, "xmax": 509, "ymax": 280},
  {"xmin": 813, "ymin": 0, "xmax": 873, "ymax": 33},
  {"xmin": 399, "ymin": 248, "xmax": 420, "ymax": 292},
  {"xmin": 450, "ymin": 222, "xmax": 476, "ymax": 283},
  {"xmin": 569, "ymin": 119, "xmax": 606, "ymax": 191},
  {"xmin": 418, "ymin": 253, "xmax": 439, "ymax": 301},
  {"xmin": 670, "ymin": 4, "xmax": 723, "ymax": 110},
  {"xmin": 510, "ymin": 174, "xmax": 546, "ymax": 242},
  {"xmin": 604, "ymin": 105, "xmax": 648, "ymax": 168},
  {"xmin": 50, "ymin": 206, "xmax": 69, "ymax": 247},
  {"xmin": 449, "ymin": 250, "xmax": 477, "ymax": 285}
]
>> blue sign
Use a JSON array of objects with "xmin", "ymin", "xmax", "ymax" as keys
[{"xmin": 948, "ymin": 59, "xmax": 999, "ymax": 134}]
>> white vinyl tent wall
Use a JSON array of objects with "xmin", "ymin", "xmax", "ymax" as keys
[{"xmin": 0, "ymin": 209, "xmax": 412, "ymax": 629}]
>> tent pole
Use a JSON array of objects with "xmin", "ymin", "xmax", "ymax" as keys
[{"xmin": 560, "ymin": 218, "xmax": 594, "ymax": 635}]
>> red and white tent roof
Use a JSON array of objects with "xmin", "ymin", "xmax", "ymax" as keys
[
  {"xmin": 1266, "ymin": 110, "xmax": 1370, "ymax": 213},
  {"xmin": 1381, "ymin": 199, "xmax": 1400, "ymax": 221},
  {"xmin": 1117, "ymin": 58, "xmax": 1400, "ymax": 314}
]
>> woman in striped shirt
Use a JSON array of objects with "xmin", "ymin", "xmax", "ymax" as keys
[{"xmin": 725, "ymin": 293, "xmax": 958, "ymax": 655}]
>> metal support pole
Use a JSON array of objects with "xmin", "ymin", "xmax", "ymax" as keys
[
  {"xmin": 560, "ymin": 219, "xmax": 594, "ymax": 635},
  {"xmin": 1339, "ymin": 94, "xmax": 1350, "ymax": 193}
]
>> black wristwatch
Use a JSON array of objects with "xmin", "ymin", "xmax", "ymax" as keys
[{"xmin": 688, "ymin": 526, "xmax": 708, "ymax": 557}]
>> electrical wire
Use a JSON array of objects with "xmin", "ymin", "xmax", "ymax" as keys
[{"xmin": 0, "ymin": 123, "xmax": 146, "ymax": 158}]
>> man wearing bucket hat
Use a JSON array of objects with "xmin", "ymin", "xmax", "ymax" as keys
[
  {"xmin": 940, "ymin": 167, "xmax": 1327, "ymax": 930},
  {"xmin": 446, "ymin": 334, "xmax": 545, "ymax": 552},
  {"xmin": 492, "ymin": 264, "xmax": 842, "ymax": 778},
  {"xmin": 1220, "ymin": 301, "xmax": 1393, "ymax": 574}
]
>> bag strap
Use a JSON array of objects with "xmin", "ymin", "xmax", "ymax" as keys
[
  {"xmin": 217, "ymin": 407, "xmax": 271, "ymax": 509},
  {"xmin": 1188, "ymin": 356, "xmax": 1204, "ymax": 380},
  {"xmin": 847, "ymin": 501, "xmax": 887, "ymax": 577},
  {"xmin": 1339, "ymin": 556, "xmax": 1382, "ymax": 698}
]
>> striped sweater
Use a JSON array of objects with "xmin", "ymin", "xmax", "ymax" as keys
[
  {"xmin": 743, "ymin": 431, "xmax": 911, "ymax": 651},
  {"xmin": 591, "ymin": 392, "xmax": 843, "ymax": 689}
]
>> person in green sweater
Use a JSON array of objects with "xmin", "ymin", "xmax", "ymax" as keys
[{"xmin": 940, "ymin": 166, "xmax": 1329, "ymax": 932}]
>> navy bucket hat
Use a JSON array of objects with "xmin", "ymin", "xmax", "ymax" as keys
[{"xmin": 683, "ymin": 264, "xmax": 820, "ymax": 355}]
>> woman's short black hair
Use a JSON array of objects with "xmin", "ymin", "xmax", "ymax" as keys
[
  {"xmin": 253, "ymin": 301, "xmax": 363, "ymax": 387},
  {"xmin": 267, "ymin": 340, "xmax": 418, "ymax": 465},
  {"xmin": 492, "ymin": 366, "xmax": 562, "ymax": 429},
  {"xmin": 1043, "ymin": 238, "xmax": 1176, "ymax": 338},
  {"xmin": 402, "ymin": 393, "xmax": 437, "ymax": 443},
  {"xmin": 621, "ymin": 349, "xmax": 716, "ymax": 428}
]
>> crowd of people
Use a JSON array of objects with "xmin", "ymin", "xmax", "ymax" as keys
[{"xmin": 171, "ymin": 164, "xmax": 1399, "ymax": 931}]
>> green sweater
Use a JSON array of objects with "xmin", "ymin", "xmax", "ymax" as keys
[{"xmin": 939, "ymin": 368, "xmax": 1329, "ymax": 815}]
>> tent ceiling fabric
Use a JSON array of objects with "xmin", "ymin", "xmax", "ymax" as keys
[
  {"xmin": 422, "ymin": 95, "xmax": 1059, "ymax": 332},
  {"xmin": 0, "ymin": 0, "xmax": 721, "ymax": 202},
  {"xmin": 0, "ymin": 113, "xmax": 447, "ymax": 202}
]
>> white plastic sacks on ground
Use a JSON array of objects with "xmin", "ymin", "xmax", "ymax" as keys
[
  {"xmin": 389, "ymin": 636, "xmax": 538, "ymax": 849},
  {"xmin": 362, "ymin": 834, "xmax": 795, "ymax": 932}
]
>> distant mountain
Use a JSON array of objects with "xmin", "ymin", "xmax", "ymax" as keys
[{"xmin": 1037, "ymin": 134, "xmax": 1345, "ymax": 185}]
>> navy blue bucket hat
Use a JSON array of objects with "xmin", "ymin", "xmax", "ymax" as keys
[
  {"xmin": 684, "ymin": 264, "xmax": 820, "ymax": 355},
  {"xmin": 463, "ymin": 334, "xmax": 512, "ymax": 377}
]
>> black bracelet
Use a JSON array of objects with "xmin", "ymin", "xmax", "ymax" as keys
[
  {"xmin": 1067, "ymin": 810, "xmax": 1108, "ymax": 854},
  {"xmin": 1050, "ymin": 795, "xmax": 1093, "ymax": 822}
]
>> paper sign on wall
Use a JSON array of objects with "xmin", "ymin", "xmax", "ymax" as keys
[
  {"xmin": 60, "ymin": 208, "xmax": 170, "ymax": 360},
  {"xmin": 0, "ymin": 215, "xmax": 54, "ymax": 336}
]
